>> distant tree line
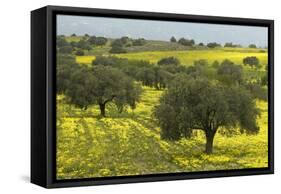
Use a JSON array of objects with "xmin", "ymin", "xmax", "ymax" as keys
[
  {"xmin": 109, "ymin": 37, "xmax": 146, "ymax": 53},
  {"xmin": 169, "ymin": 36, "xmax": 223, "ymax": 48},
  {"xmin": 56, "ymin": 35, "xmax": 108, "ymax": 56},
  {"xmin": 224, "ymin": 42, "xmax": 241, "ymax": 48},
  {"xmin": 169, "ymin": 36, "xmax": 261, "ymax": 49}
]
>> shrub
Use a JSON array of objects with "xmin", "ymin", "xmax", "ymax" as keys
[
  {"xmin": 243, "ymin": 56, "xmax": 260, "ymax": 68},
  {"xmin": 170, "ymin": 36, "xmax": 177, "ymax": 42},
  {"xmin": 158, "ymin": 57, "xmax": 180, "ymax": 66},
  {"xmin": 248, "ymin": 44, "xmax": 257, "ymax": 48},
  {"xmin": 59, "ymin": 46, "xmax": 73, "ymax": 54},
  {"xmin": 207, "ymin": 42, "xmax": 221, "ymax": 48},
  {"xmin": 75, "ymin": 49, "xmax": 85, "ymax": 56},
  {"xmin": 178, "ymin": 38, "xmax": 195, "ymax": 46},
  {"xmin": 132, "ymin": 38, "xmax": 146, "ymax": 46},
  {"xmin": 109, "ymin": 46, "xmax": 127, "ymax": 54}
]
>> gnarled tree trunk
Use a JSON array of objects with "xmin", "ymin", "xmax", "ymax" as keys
[
  {"xmin": 98, "ymin": 95, "xmax": 116, "ymax": 117},
  {"xmin": 99, "ymin": 103, "xmax": 106, "ymax": 117},
  {"xmin": 205, "ymin": 130, "xmax": 216, "ymax": 154}
]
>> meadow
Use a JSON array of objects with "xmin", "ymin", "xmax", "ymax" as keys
[
  {"xmin": 76, "ymin": 48, "xmax": 267, "ymax": 85},
  {"xmin": 56, "ymin": 33, "xmax": 269, "ymax": 179},
  {"xmin": 57, "ymin": 86, "xmax": 268, "ymax": 179},
  {"xmin": 76, "ymin": 49, "xmax": 268, "ymax": 66}
]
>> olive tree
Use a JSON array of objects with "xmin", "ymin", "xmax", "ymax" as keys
[
  {"xmin": 207, "ymin": 42, "xmax": 221, "ymax": 48},
  {"xmin": 65, "ymin": 66, "xmax": 98, "ymax": 109},
  {"xmin": 153, "ymin": 66, "xmax": 173, "ymax": 89},
  {"xmin": 109, "ymin": 39, "xmax": 127, "ymax": 53},
  {"xmin": 132, "ymin": 38, "xmax": 146, "ymax": 46},
  {"xmin": 66, "ymin": 65, "xmax": 142, "ymax": 117},
  {"xmin": 154, "ymin": 74, "xmax": 259, "ymax": 154},
  {"xmin": 170, "ymin": 36, "xmax": 177, "ymax": 42},
  {"xmin": 248, "ymin": 44, "xmax": 257, "ymax": 48},
  {"xmin": 88, "ymin": 36, "xmax": 108, "ymax": 46},
  {"xmin": 58, "ymin": 46, "xmax": 73, "ymax": 54},
  {"xmin": 57, "ymin": 55, "xmax": 77, "ymax": 94},
  {"xmin": 217, "ymin": 59, "xmax": 243, "ymax": 85},
  {"xmin": 178, "ymin": 38, "xmax": 195, "ymax": 46},
  {"xmin": 75, "ymin": 49, "xmax": 85, "ymax": 56},
  {"xmin": 243, "ymin": 56, "xmax": 260, "ymax": 68},
  {"xmin": 158, "ymin": 57, "xmax": 180, "ymax": 66},
  {"xmin": 136, "ymin": 67, "xmax": 155, "ymax": 87}
]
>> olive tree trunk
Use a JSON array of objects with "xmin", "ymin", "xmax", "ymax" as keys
[
  {"xmin": 205, "ymin": 130, "xmax": 216, "ymax": 154},
  {"xmin": 98, "ymin": 96, "xmax": 116, "ymax": 117},
  {"xmin": 99, "ymin": 103, "xmax": 106, "ymax": 117}
]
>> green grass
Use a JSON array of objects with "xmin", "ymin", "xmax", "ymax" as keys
[{"xmin": 57, "ymin": 86, "xmax": 268, "ymax": 179}]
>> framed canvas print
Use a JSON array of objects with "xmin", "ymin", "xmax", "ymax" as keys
[{"xmin": 31, "ymin": 5, "xmax": 274, "ymax": 188}]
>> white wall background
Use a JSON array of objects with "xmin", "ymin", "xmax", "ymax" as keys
[{"xmin": 0, "ymin": 0, "xmax": 279, "ymax": 193}]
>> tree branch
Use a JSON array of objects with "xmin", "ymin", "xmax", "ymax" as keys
[{"xmin": 103, "ymin": 95, "xmax": 116, "ymax": 105}]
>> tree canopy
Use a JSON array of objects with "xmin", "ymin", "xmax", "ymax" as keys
[
  {"xmin": 178, "ymin": 38, "xmax": 195, "ymax": 46},
  {"xmin": 132, "ymin": 38, "xmax": 146, "ymax": 46},
  {"xmin": 58, "ymin": 46, "xmax": 73, "ymax": 54},
  {"xmin": 207, "ymin": 42, "xmax": 221, "ymax": 48},
  {"xmin": 217, "ymin": 59, "xmax": 243, "ymax": 85},
  {"xmin": 243, "ymin": 56, "xmax": 260, "ymax": 68},
  {"xmin": 57, "ymin": 55, "xmax": 79, "ymax": 94},
  {"xmin": 65, "ymin": 65, "xmax": 142, "ymax": 117},
  {"xmin": 154, "ymin": 74, "xmax": 259, "ymax": 154},
  {"xmin": 170, "ymin": 36, "xmax": 177, "ymax": 42},
  {"xmin": 57, "ymin": 36, "xmax": 69, "ymax": 48},
  {"xmin": 224, "ymin": 42, "xmax": 239, "ymax": 48},
  {"xmin": 158, "ymin": 57, "xmax": 180, "ymax": 66},
  {"xmin": 88, "ymin": 36, "xmax": 108, "ymax": 46},
  {"xmin": 248, "ymin": 44, "xmax": 257, "ymax": 48},
  {"xmin": 75, "ymin": 49, "xmax": 85, "ymax": 56},
  {"xmin": 109, "ymin": 45, "xmax": 127, "ymax": 53}
]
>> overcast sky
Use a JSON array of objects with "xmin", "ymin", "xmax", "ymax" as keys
[{"xmin": 57, "ymin": 15, "xmax": 268, "ymax": 47}]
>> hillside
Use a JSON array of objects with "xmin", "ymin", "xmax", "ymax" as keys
[{"xmin": 65, "ymin": 36, "xmax": 267, "ymax": 55}]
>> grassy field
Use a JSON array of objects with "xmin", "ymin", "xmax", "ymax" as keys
[
  {"xmin": 57, "ymin": 86, "xmax": 268, "ymax": 179},
  {"xmin": 57, "ymin": 40, "xmax": 268, "ymax": 179},
  {"xmin": 76, "ymin": 49, "xmax": 267, "ymax": 66},
  {"xmin": 75, "ymin": 48, "xmax": 267, "ymax": 81},
  {"xmin": 116, "ymin": 49, "xmax": 268, "ymax": 66}
]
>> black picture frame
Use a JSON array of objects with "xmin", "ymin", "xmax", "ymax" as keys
[{"xmin": 31, "ymin": 5, "xmax": 274, "ymax": 188}]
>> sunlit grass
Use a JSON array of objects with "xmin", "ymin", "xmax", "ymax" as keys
[
  {"xmin": 76, "ymin": 48, "xmax": 268, "ymax": 72},
  {"xmin": 115, "ymin": 49, "xmax": 268, "ymax": 66},
  {"xmin": 59, "ymin": 45, "xmax": 269, "ymax": 179},
  {"xmin": 57, "ymin": 87, "xmax": 268, "ymax": 179},
  {"xmin": 76, "ymin": 55, "xmax": 96, "ymax": 64}
]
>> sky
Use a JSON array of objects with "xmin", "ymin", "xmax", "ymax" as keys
[{"xmin": 57, "ymin": 15, "xmax": 268, "ymax": 47}]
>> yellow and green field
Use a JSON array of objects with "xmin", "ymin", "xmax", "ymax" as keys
[
  {"xmin": 57, "ymin": 86, "xmax": 268, "ymax": 179},
  {"xmin": 57, "ymin": 44, "xmax": 268, "ymax": 179},
  {"xmin": 76, "ymin": 48, "xmax": 268, "ymax": 67}
]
